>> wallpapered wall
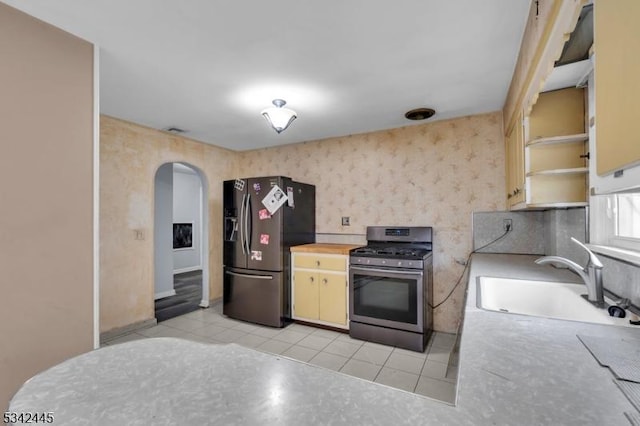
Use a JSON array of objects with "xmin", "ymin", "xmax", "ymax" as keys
[
  {"xmin": 100, "ymin": 115, "xmax": 236, "ymax": 333},
  {"xmin": 100, "ymin": 112, "xmax": 504, "ymax": 334},
  {"xmin": 238, "ymin": 111, "xmax": 505, "ymax": 332}
]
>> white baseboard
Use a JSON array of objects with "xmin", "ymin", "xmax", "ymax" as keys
[
  {"xmin": 173, "ymin": 266, "xmax": 202, "ymax": 274},
  {"xmin": 154, "ymin": 289, "xmax": 176, "ymax": 300}
]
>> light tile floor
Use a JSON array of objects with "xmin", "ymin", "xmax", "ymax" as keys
[{"xmin": 102, "ymin": 302, "xmax": 459, "ymax": 404}]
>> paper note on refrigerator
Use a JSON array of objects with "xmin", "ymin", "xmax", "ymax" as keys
[{"xmin": 261, "ymin": 184, "xmax": 288, "ymax": 215}]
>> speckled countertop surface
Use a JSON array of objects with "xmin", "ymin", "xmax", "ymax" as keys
[
  {"xmin": 458, "ymin": 253, "xmax": 640, "ymax": 425},
  {"xmin": 9, "ymin": 253, "xmax": 640, "ymax": 425}
]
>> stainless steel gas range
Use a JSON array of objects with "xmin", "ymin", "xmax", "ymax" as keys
[{"xmin": 349, "ymin": 226, "xmax": 433, "ymax": 352}]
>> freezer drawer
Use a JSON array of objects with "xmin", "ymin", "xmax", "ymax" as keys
[{"xmin": 223, "ymin": 267, "xmax": 284, "ymax": 327}]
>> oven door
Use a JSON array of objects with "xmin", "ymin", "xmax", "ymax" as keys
[{"xmin": 349, "ymin": 265, "xmax": 423, "ymax": 333}]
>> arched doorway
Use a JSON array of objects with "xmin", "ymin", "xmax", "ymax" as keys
[{"xmin": 153, "ymin": 162, "xmax": 210, "ymax": 322}]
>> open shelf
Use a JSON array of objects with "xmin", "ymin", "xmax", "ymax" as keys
[
  {"xmin": 526, "ymin": 167, "xmax": 588, "ymax": 177},
  {"xmin": 526, "ymin": 202, "xmax": 589, "ymax": 208},
  {"xmin": 526, "ymin": 133, "xmax": 588, "ymax": 147}
]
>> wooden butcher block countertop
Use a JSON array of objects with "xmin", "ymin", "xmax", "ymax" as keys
[{"xmin": 290, "ymin": 243, "xmax": 362, "ymax": 255}]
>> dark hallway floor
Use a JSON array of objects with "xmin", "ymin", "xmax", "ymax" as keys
[{"xmin": 155, "ymin": 270, "xmax": 202, "ymax": 322}]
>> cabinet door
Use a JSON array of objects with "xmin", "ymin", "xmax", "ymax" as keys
[
  {"xmin": 505, "ymin": 125, "xmax": 515, "ymax": 205},
  {"xmin": 318, "ymin": 273, "xmax": 347, "ymax": 326},
  {"xmin": 505, "ymin": 112, "xmax": 525, "ymax": 207},
  {"xmin": 595, "ymin": 0, "xmax": 640, "ymax": 175},
  {"xmin": 513, "ymin": 111, "xmax": 525, "ymax": 205},
  {"xmin": 293, "ymin": 270, "xmax": 319, "ymax": 320}
]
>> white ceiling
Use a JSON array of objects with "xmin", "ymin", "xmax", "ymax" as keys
[{"xmin": 3, "ymin": 0, "xmax": 531, "ymax": 151}]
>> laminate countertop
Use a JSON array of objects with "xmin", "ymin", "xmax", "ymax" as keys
[
  {"xmin": 290, "ymin": 243, "xmax": 362, "ymax": 255},
  {"xmin": 9, "ymin": 254, "xmax": 640, "ymax": 425}
]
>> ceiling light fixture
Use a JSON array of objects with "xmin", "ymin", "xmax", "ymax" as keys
[{"xmin": 261, "ymin": 99, "xmax": 297, "ymax": 134}]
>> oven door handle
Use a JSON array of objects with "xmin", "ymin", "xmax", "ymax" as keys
[{"xmin": 350, "ymin": 266, "xmax": 423, "ymax": 276}]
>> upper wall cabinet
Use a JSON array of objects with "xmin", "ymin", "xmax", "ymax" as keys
[
  {"xmin": 524, "ymin": 87, "xmax": 588, "ymax": 207},
  {"xmin": 505, "ymin": 111, "xmax": 525, "ymax": 208},
  {"xmin": 594, "ymin": 0, "xmax": 640, "ymax": 176},
  {"xmin": 504, "ymin": 0, "xmax": 591, "ymax": 210}
]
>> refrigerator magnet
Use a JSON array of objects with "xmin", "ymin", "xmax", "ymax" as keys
[
  {"xmin": 250, "ymin": 250, "xmax": 262, "ymax": 261},
  {"xmin": 286, "ymin": 186, "xmax": 294, "ymax": 207},
  {"xmin": 261, "ymin": 184, "xmax": 288, "ymax": 215},
  {"xmin": 234, "ymin": 179, "xmax": 245, "ymax": 191},
  {"xmin": 253, "ymin": 182, "xmax": 261, "ymax": 192},
  {"xmin": 260, "ymin": 234, "xmax": 270, "ymax": 245},
  {"xmin": 258, "ymin": 208, "xmax": 271, "ymax": 220}
]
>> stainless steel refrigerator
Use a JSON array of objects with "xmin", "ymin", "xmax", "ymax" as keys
[{"xmin": 223, "ymin": 176, "xmax": 315, "ymax": 327}]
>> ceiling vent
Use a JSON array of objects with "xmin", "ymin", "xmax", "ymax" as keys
[
  {"xmin": 162, "ymin": 126, "xmax": 188, "ymax": 134},
  {"xmin": 405, "ymin": 108, "xmax": 436, "ymax": 121}
]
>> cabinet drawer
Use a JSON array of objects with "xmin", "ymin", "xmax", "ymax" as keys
[{"xmin": 293, "ymin": 254, "xmax": 346, "ymax": 272}]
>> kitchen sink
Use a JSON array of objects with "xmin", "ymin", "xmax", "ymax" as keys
[{"xmin": 476, "ymin": 276, "xmax": 634, "ymax": 327}]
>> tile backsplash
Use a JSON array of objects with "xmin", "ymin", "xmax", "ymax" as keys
[
  {"xmin": 472, "ymin": 211, "xmax": 545, "ymax": 254},
  {"xmin": 600, "ymin": 256, "xmax": 640, "ymax": 308},
  {"xmin": 472, "ymin": 208, "xmax": 587, "ymax": 262},
  {"xmin": 543, "ymin": 208, "xmax": 589, "ymax": 265}
]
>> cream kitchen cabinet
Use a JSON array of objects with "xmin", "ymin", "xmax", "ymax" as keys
[
  {"xmin": 290, "ymin": 244, "xmax": 361, "ymax": 329},
  {"xmin": 503, "ymin": 0, "xmax": 593, "ymax": 209},
  {"xmin": 505, "ymin": 110, "xmax": 525, "ymax": 208},
  {"xmin": 594, "ymin": 0, "xmax": 640, "ymax": 176},
  {"xmin": 506, "ymin": 88, "xmax": 589, "ymax": 210},
  {"xmin": 523, "ymin": 87, "xmax": 589, "ymax": 208}
]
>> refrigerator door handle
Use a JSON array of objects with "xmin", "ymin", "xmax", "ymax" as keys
[
  {"xmin": 225, "ymin": 271, "xmax": 273, "ymax": 280},
  {"xmin": 244, "ymin": 193, "xmax": 251, "ymax": 255},
  {"xmin": 239, "ymin": 194, "xmax": 247, "ymax": 254}
]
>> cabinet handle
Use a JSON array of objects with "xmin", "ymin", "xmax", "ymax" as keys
[
  {"xmin": 316, "ymin": 260, "xmax": 320, "ymax": 267},
  {"xmin": 322, "ymin": 278, "xmax": 328, "ymax": 285},
  {"xmin": 310, "ymin": 276, "xmax": 314, "ymax": 283},
  {"xmin": 579, "ymin": 152, "xmax": 590, "ymax": 159}
]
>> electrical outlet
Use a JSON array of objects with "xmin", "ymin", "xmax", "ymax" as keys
[
  {"xmin": 342, "ymin": 216, "xmax": 350, "ymax": 226},
  {"xmin": 134, "ymin": 229, "xmax": 145, "ymax": 240},
  {"xmin": 503, "ymin": 219, "xmax": 513, "ymax": 232}
]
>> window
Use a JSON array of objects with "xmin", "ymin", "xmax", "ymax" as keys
[
  {"xmin": 617, "ymin": 193, "xmax": 640, "ymax": 239},
  {"xmin": 589, "ymin": 192, "xmax": 640, "ymax": 263}
]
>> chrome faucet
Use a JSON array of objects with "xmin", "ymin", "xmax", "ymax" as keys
[{"xmin": 535, "ymin": 238, "xmax": 605, "ymax": 308}]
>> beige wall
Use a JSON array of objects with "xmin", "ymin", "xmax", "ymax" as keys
[
  {"xmin": 100, "ymin": 116, "xmax": 236, "ymax": 333},
  {"xmin": 238, "ymin": 112, "xmax": 506, "ymax": 332},
  {"xmin": 101, "ymin": 112, "xmax": 504, "ymax": 334},
  {"xmin": 0, "ymin": 4, "xmax": 94, "ymax": 410}
]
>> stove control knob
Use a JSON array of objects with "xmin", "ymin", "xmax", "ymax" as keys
[
  {"xmin": 397, "ymin": 261, "xmax": 402, "ymax": 267},
  {"xmin": 382, "ymin": 260, "xmax": 386, "ymax": 264}
]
